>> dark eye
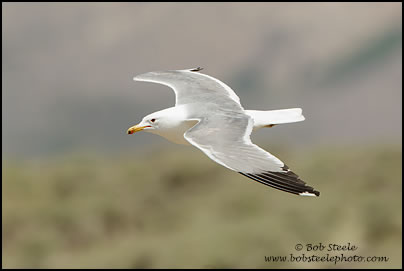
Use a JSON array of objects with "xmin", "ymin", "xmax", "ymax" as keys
[{"xmin": 151, "ymin": 118, "xmax": 156, "ymax": 123}]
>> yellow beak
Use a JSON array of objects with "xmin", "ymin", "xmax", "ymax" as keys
[{"xmin": 127, "ymin": 124, "xmax": 148, "ymax": 134}]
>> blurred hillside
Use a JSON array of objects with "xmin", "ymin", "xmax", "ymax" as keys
[
  {"xmin": 2, "ymin": 3, "xmax": 402, "ymax": 158},
  {"xmin": 2, "ymin": 145, "xmax": 402, "ymax": 268}
]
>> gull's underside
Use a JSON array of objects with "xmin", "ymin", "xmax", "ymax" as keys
[{"xmin": 130, "ymin": 67, "xmax": 320, "ymax": 197}]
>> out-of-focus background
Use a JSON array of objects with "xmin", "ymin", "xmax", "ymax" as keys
[{"xmin": 2, "ymin": 2, "xmax": 402, "ymax": 268}]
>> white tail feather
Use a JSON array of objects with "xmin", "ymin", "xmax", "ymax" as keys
[{"xmin": 245, "ymin": 108, "xmax": 305, "ymax": 131}]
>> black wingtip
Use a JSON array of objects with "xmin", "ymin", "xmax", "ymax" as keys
[
  {"xmin": 190, "ymin": 67, "xmax": 203, "ymax": 72},
  {"xmin": 238, "ymin": 170, "xmax": 320, "ymax": 197}
]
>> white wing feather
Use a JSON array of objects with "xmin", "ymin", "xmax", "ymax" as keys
[{"xmin": 133, "ymin": 68, "xmax": 240, "ymax": 106}]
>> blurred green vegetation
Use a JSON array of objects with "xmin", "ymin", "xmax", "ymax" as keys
[{"xmin": 2, "ymin": 145, "xmax": 402, "ymax": 268}]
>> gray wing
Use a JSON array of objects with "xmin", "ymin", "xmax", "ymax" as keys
[
  {"xmin": 133, "ymin": 68, "xmax": 241, "ymax": 106},
  {"xmin": 184, "ymin": 114, "xmax": 320, "ymax": 197}
]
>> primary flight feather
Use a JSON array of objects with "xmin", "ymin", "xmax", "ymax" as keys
[{"xmin": 128, "ymin": 67, "xmax": 319, "ymax": 197}]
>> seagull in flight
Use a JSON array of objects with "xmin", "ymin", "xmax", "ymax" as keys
[{"xmin": 127, "ymin": 67, "xmax": 319, "ymax": 197}]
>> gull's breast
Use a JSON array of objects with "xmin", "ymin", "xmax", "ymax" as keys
[{"xmin": 151, "ymin": 119, "xmax": 199, "ymax": 145}]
